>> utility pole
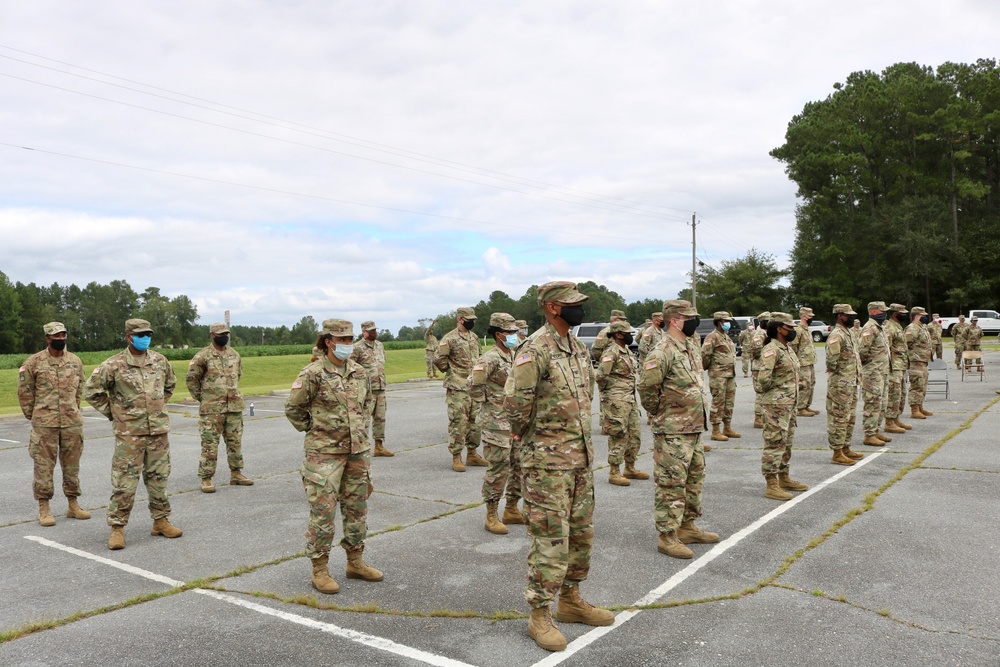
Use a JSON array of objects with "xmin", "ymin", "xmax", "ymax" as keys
[{"xmin": 691, "ymin": 213, "xmax": 697, "ymax": 311}]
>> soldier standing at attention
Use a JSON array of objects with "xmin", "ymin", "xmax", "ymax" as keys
[
  {"xmin": 591, "ymin": 309, "xmax": 627, "ymax": 362},
  {"xmin": 929, "ymin": 314, "xmax": 944, "ymax": 360},
  {"xmin": 635, "ymin": 319, "xmax": 653, "ymax": 348},
  {"xmin": 285, "ymin": 319, "xmax": 382, "ymax": 595},
  {"xmin": 964, "ymin": 316, "xmax": 984, "ymax": 372},
  {"xmin": 757, "ymin": 312, "xmax": 807, "ymax": 500},
  {"xmin": 857, "ymin": 302, "xmax": 893, "ymax": 447},
  {"xmin": 187, "ymin": 322, "xmax": 254, "ymax": 493},
  {"xmin": 637, "ymin": 312, "xmax": 664, "ymax": 363},
  {"xmin": 597, "ymin": 320, "xmax": 649, "ymax": 486},
  {"xmin": 952, "ymin": 315, "xmax": 969, "ymax": 370},
  {"xmin": 85, "ymin": 319, "xmax": 181, "ymax": 550},
  {"xmin": 435, "ymin": 307, "xmax": 487, "ymax": 472},
  {"xmin": 505, "ymin": 281, "xmax": 613, "ymax": 652},
  {"xmin": 790, "ymin": 307, "xmax": 819, "ymax": 417},
  {"xmin": 750, "ymin": 312, "xmax": 771, "ymax": 429},
  {"xmin": 738, "ymin": 323, "xmax": 754, "ymax": 378},
  {"xmin": 906, "ymin": 307, "xmax": 935, "ymax": 418},
  {"xmin": 18, "ymin": 322, "xmax": 89, "ymax": 526},
  {"xmin": 424, "ymin": 320, "xmax": 438, "ymax": 379},
  {"xmin": 638, "ymin": 300, "xmax": 719, "ymax": 560},
  {"xmin": 352, "ymin": 321, "xmax": 393, "ymax": 457},
  {"xmin": 702, "ymin": 311, "xmax": 740, "ymax": 444},
  {"xmin": 825, "ymin": 305, "xmax": 864, "ymax": 466},
  {"xmin": 515, "ymin": 320, "xmax": 529, "ymax": 343},
  {"xmin": 884, "ymin": 304, "xmax": 912, "ymax": 434}
]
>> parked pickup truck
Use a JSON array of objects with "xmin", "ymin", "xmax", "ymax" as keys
[{"xmin": 939, "ymin": 310, "xmax": 1000, "ymax": 337}]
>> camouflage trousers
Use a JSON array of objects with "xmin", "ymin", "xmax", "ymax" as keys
[
  {"xmin": 760, "ymin": 404, "xmax": 796, "ymax": 476},
  {"xmin": 198, "ymin": 411, "xmax": 244, "ymax": 479},
  {"xmin": 954, "ymin": 344, "xmax": 965, "ymax": 368},
  {"xmin": 741, "ymin": 352, "xmax": 750, "ymax": 375},
  {"xmin": 481, "ymin": 431, "xmax": 522, "ymax": 503},
  {"xmin": 886, "ymin": 369, "xmax": 905, "ymax": 419},
  {"xmin": 445, "ymin": 388, "xmax": 481, "ymax": 455},
  {"xmin": 861, "ymin": 368, "xmax": 888, "ymax": 436},
  {"xmin": 108, "ymin": 433, "xmax": 171, "ymax": 526},
  {"xmin": 826, "ymin": 377, "xmax": 858, "ymax": 450},
  {"xmin": 796, "ymin": 364, "xmax": 816, "ymax": 411},
  {"xmin": 366, "ymin": 389, "xmax": 386, "ymax": 441},
  {"xmin": 708, "ymin": 376, "xmax": 736, "ymax": 424},
  {"xmin": 934, "ymin": 343, "xmax": 943, "ymax": 359},
  {"xmin": 752, "ymin": 370, "xmax": 762, "ymax": 418},
  {"xmin": 601, "ymin": 394, "xmax": 640, "ymax": 466},
  {"xmin": 908, "ymin": 361, "xmax": 928, "ymax": 407},
  {"xmin": 425, "ymin": 350, "xmax": 436, "ymax": 377},
  {"xmin": 652, "ymin": 432, "xmax": 705, "ymax": 535},
  {"xmin": 523, "ymin": 466, "xmax": 594, "ymax": 607},
  {"xmin": 28, "ymin": 425, "xmax": 84, "ymax": 501},
  {"xmin": 300, "ymin": 451, "xmax": 371, "ymax": 559}
]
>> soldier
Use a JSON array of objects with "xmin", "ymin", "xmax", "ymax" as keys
[
  {"xmin": 738, "ymin": 323, "xmax": 754, "ymax": 378},
  {"xmin": 505, "ymin": 281, "xmax": 613, "ymax": 652},
  {"xmin": 284, "ymin": 319, "xmax": 383, "ymax": 595},
  {"xmin": 635, "ymin": 319, "xmax": 653, "ymax": 348},
  {"xmin": 638, "ymin": 299, "xmax": 719, "ymax": 561},
  {"xmin": 857, "ymin": 302, "xmax": 892, "ymax": 447},
  {"xmin": 952, "ymin": 315, "xmax": 970, "ymax": 369},
  {"xmin": 352, "ymin": 321, "xmax": 393, "ymax": 457},
  {"xmin": 788, "ymin": 308, "xmax": 818, "ymax": 417},
  {"xmin": 590, "ymin": 309, "xmax": 627, "ymax": 361},
  {"xmin": 187, "ymin": 322, "xmax": 254, "ymax": 493},
  {"xmin": 757, "ymin": 312, "xmax": 807, "ymax": 500},
  {"xmin": 515, "ymin": 319, "xmax": 529, "ymax": 343},
  {"xmin": 597, "ymin": 320, "xmax": 649, "ymax": 486},
  {"xmin": 18, "ymin": 322, "xmax": 89, "ymax": 526},
  {"xmin": 637, "ymin": 312, "xmax": 664, "ymax": 363},
  {"xmin": 702, "ymin": 311, "xmax": 740, "ymax": 443},
  {"xmin": 85, "ymin": 319, "xmax": 181, "ymax": 550},
  {"xmin": 884, "ymin": 304, "xmax": 913, "ymax": 434},
  {"xmin": 749, "ymin": 312, "xmax": 771, "ymax": 429},
  {"xmin": 424, "ymin": 320, "xmax": 438, "ymax": 379},
  {"xmin": 434, "ymin": 307, "xmax": 487, "ymax": 471},
  {"xmin": 906, "ymin": 307, "xmax": 935, "ymax": 419},
  {"xmin": 929, "ymin": 314, "xmax": 944, "ymax": 360},
  {"xmin": 825, "ymin": 305, "xmax": 864, "ymax": 466},
  {"xmin": 964, "ymin": 316, "xmax": 984, "ymax": 372}
]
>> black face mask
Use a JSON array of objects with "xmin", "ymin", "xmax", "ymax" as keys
[
  {"xmin": 50, "ymin": 339, "xmax": 67, "ymax": 351},
  {"xmin": 463, "ymin": 319, "xmax": 476, "ymax": 332},
  {"xmin": 758, "ymin": 320, "xmax": 769, "ymax": 330},
  {"xmin": 558, "ymin": 305, "xmax": 586, "ymax": 327},
  {"xmin": 872, "ymin": 314, "xmax": 887, "ymax": 325},
  {"xmin": 896, "ymin": 313, "xmax": 909, "ymax": 323},
  {"xmin": 843, "ymin": 315, "xmax": 856, "ymax": 328},
  {"xmin": 803, "ymin": 318, "xmax": 813, "ymax": 327},
  {"xmin": 681, "ymin": 318, "xmax": 700, "ymax": 337},
  {"xmin": 620, "ymin": 333, "xmax": 634, "ymax": 346},
  {"xmin": 785, "ymin": 329, "xmax": 797, "ymax": 342},
  {"xmin": 214, "ymin": 335, "xmax": 230, "ymax": 347},
  {"xmin": 920, "ymin": 315, "xmax": 931, "ymax": 324}
]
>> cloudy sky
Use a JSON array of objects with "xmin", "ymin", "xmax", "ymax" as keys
[{"xmin": 2, "ymin": 1, "xmax": 997, "ymax": 333}]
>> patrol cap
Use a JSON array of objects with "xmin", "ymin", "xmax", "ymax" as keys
[
  {"xmin": 457, "ymin": 307, "xmax": 476, "ymax": 319},
  {"xmin": 712, "ymin": 311, "xmax": 733, "ymax": 320},
  {"xmin": 610, "ymin": 309, "xmax": 626, "ymax": 319},
  {"xmin": 209, "ymin": 322, "xmax": 230, "ymax": 335},
  {"xmin": 832, "ymin": 304, "xmax": 857, "ymax": 315},
  {"xmin": 662, "ymin": 300, "xmax": 699, "ymax": 317},
  {"xmin": 609, "ymin": 320, "xmax": 632, "ymax": 334},
  {"xmin": 514, "ymin": 319, "xmax": 527, "ymax": 329},
  {"xmin": 888, "ymin": 303, "xmax": 908, "ymax": 313},
  {"xmin": 867, "ymin": 301, "xmax": 887, "ymax": 312},
  {"xmin": 361, "ymin": 320, "xmax": 377, "ymax": 331},
  {"xmin": 43, "ymin": 321, "xmax": 67, "ymax": 336},
  {"xmin": 322, "ymin": 318, "xmax": 354, "ymax": 337},
  {"xmin": 489, "ymin": 312, "xmax": 517, "ymax": 330},
  {"xmin": 536, "ymin": 281, "xmax": 588, "ymax": 306},
  {"xmin": 971, "ymin": 315, "xmax": 979, "ymax": 321},
  {"xmin": 932, "ymin": 313, "xmax": 940, "ymax": 318},
  {"xmin": 769, "ymin": 312, "xmax": 793, "ymax": 325},
  {"xmin": 125, "ymin": 318, "xmax": 153, "ymax": 335},
  {"xmin": 799, "ymin": 307, "xmax": 814, "ymax": 317},
  {"xmin": 652, "ymin": 312, "xmax": 663, "ymax": 320},
  {"xmin": 910, "ymin": 306, "xmax": 927, "ymax": 317}
]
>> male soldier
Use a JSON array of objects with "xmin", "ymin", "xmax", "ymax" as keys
[
  {"xmin": 702, "ymin": 311, "xmax": 740, "ymax": 443},
  {"xmin": 187, "ymin": 323, "xmax": 254, "ymax": 493},
  {"xmin": 826, "ymin": 305, "xmax": 864, "ymax": 466},
  {"xmin": 591, "ymin": 309, "xmax": 627, "ymax": 362},
  {"xmin": 505, "ymin": 281, "xmax": 613, "ymax": 652},
  {"xmin": 964, "ymin": 316, "xmax": 984, "ymax": 372},
  {"xmin": 952, "ymin": 315, "xmax": 970, "ymax": 369},
  {"xmin": 738, "ymin": 323, "xmax": 754, "ymax": 378},
  {"xmin": 749, "ymin": 312, "xmax": 771, "ymax": 428},
  {"xmin": 597, "ymin": 320, "xmax": 649, "ymax": 486},
  {"xmin": 884, "ymin": 304, "xmax": 913, "ymax": 434},
  {"xmin": 18, "ymin": 322, "xmax": 89, "ymax": 526},
  {"xmin": 85, "ymin": 319, "xmax": 181, "ymax": 550},
  {"xmin": 639, "ymin": 300, "xmax": 719, "ymax": 560},
  {"xmin": 906, "ymin": 307, "xmax": 935, "ymax": 419},
  {"xmin": 435, "ymin": 307, "xmax": 486, "ymax": 471},
  {"xmin": 352, "ymin": 321, "xmax": 393, "ymax": 457},
  {"xmin": 637, "ymin": 312, "xmax": 664, "ymax": 363},
  {"xmin": 635, "ymin": 319, "xmax": 653, "ymax": 348},
  {"xmin": 515, "ymin": 320, "xmax": 529, "ymax": 343},
  {"xmin": 789, "ymin": 307, "xmax": 819, "ymax": 417},
  {"xmin": 857, "ymin": 302, "xmax": 892, "ymax": 447},
  {"xmin": 929, "ymin": 314, "xmax": 943, "ymax": 360},
  {"xmin": 424, "ymin": 320, "xmax": 438, "ymax": 379}
]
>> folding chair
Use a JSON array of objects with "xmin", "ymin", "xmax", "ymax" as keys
[
  {"xmin": 961, "ymin": 351, "xmax": 985, "ymax": 382},
  {"xmin": 927, "ymin": 358, "xmax": 950, "ymax": 399}
]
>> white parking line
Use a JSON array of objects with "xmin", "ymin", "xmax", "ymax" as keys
[
  {"xmin": 0, "ymin": 437, "xmax": 20, "ymax": 443},
  {"xmin": 24, "ymin": 535, "xmax": 184, "ymax": 586},
  {"xmin": 530, "ymin": 451, "xmax": 886, "ymax": 667}
]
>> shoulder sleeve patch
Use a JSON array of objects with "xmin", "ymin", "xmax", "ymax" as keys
[
  {"xmin": 19, "ymin": 366, "xmax": 25, "ymax": 372},
  {"xmin": 601, "ymin": 356, "xmax": 613, "ymax": 363},
  {"xmin": 91, "ymin": 367, "xmax": 101, "ymax": 375},
  {"xmin": 473, "ymin": 364, "xmax": 485, "ymax": 371},
  {"xmin": 644, "ymin": 360, "xmax": 658, "ymax": 370},
  {"xmin": 439, "ymin": 340, "xmax": 448, "ymax": 346},
  {"xmin": 291, "ymin": 380, "xmax": 303, "ymax": 389},
  {"xmin": 763, "ymin": 349, "xmax": 775, "ymax": 358},
  {"xmin": 515, "ymin": 352, "xmax": 532, "ymax": 366},
  {"xmin": 862, "ymin": 331, "xmax": 871, "ymax": 337}
]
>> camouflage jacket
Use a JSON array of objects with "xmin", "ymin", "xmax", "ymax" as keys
[
  {"xmin": 738, "ymin": 328, "xmax": 753, "ymax": 349},
  {"xmin": 590, "ymin": 325, "xmax": 612, "ymax": 361},
  {"xmin": 825, "ymin": 324, "xmax": 861, "ymax": 383},
  {"xmin": 757, "ymin": 339, "xmax": 800, "ymax": 406},
  {"xmin": 904, "ymin": 323, "xmax": 933, "ymax": 364},
  {"xmin": 637, "ymin": 326, "xmax": 663, "ymax": 362},
  {"xmin": 85, "ymin": 349, "xmax": 176, "ymax": 436},
  {"xmin": 885, "ymin": 319, "xmax": 909, "ymax": 372},
  {"xmin": 965, "ymin": 325, "xmax": 984, "ymax": 348},
  {"xmin": 789, "ymin": 323, "xmax": 816, "ymax": 366},
  {"xmin": 928, "ymin": 322, "xmax": 943, "ymax": 345},
  {"xmin": 284, "ymin": 357, "xmax": 373, "ymax": 455},
  {"xmin": 424, "ymin": 328, "xmax": 438, "ymax": 351},
  {"xmin": 17, "ymin": 349, "xmax": 85, "ymax": 428},
  {"xmin": 470, "ymin": 345, "xmax": 513, "ymax": 437},
  {"xmin": 351, "ymin": 338, "xmax": 387, "ymax": 391},
  {"xmin": 857, "ymin": 320, "xmax": 891, "ymax": 373},
  {"xmin": 638, "ymin": 332, "xmax": 708, "ymax": 435},
  {"xmin": 700, "ymin": 328, "xmax": 736, "ymax": 379},
  {"xmin": 749, "ymin": 328, "xmax": 768, "ymax": 371},
  {"xmin": 504, "ymin": 322, "xmax": 594, "ymax": 470},
  {"xmin": 434, "ymin": 327, "xmax": 482, "ymax": 391},
  {"xmin": 952, "ymin": 322, "xmax": 970, "ymax": 345},
  {"xmin": 596, "ymin": 339, "xmax": 637, "ymax": 400},
  {"xmin": 186, "ymin": 344, "xmax": 245, "ymax": 414}
]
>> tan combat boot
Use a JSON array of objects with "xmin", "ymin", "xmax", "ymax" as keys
[
  {"xmin": 310, "ymin": 555, "xmax": 340, "ymax": 594},
  {"xmin": 831, "ymin": 449, "xmax": 856, "ymax": 466},
  {"xmin": 919, "ymin": 405, "xmax": 934, "ymax": 416},
  {"xmin": 895, "ymin": 416, "xmax": 913, "ymax": 430},
  {"xmin": 623, "ymin": 461, "xmax": 650, "ymax": 480},
  {"xmin": 485, "ymin": 502, "xmax": 509, "ymax": 535},
  {"xmin": 345, "ymin": 544, "xmax": 384, "ymax": 581},
  {"xmin": 808, "ymin": 408, "xmax": 821, "ymax": 416},
  {"xmin": 66, "ymin": 498, "xmax": 91, "ymax": 520},
  {"xmin": 863, "ymin": 434, "xmax": 886, "ymax": 447},
  {"xmin": 710, "ymin": 424, "xmax": 728, "ymax": 442},
  {"xmin": 38, "ymin": 499, "xmax": 56, "ymax": 527},
  {"xmin": 796, "ymin": 408, "xmax": 812, "ymax": 417},
  {"xmin": 230, "ymin": 470, "xmax": 254, "ymax": 486},
  {"xmin": 842, "ymin": 446, "xmax": 864, "ymax": 460},
  {"xmin": 201, "ymin": 478, "xmax": 216, "ymax": 493},
  {"xmin": 884, "ymin": 419, "xmax": 906, "ymax": 434},
  {"xmin": 503, "ymin": 501, "xmax": 525, "ymax": 525},
  {"xmin": 556, "ymin": 584, "xmax": 614, "ymax": 626},
  {"xmin": 657, "ymin": 531, "xmax": 693, "ymax": 559},
  {"xmin": 753, "ymin": 416, "xmax": 763, "ymax": 429},
  {"xmin": 151, "ymin": 518, "xmax": 183, "ymax": 538},
  {"xmin": 608, "ymin": 464, "xmax": 630, "ymax": 486},
  {"xmin": 778, "ymin": 472, "xmax": 808, "ymax": 491},
  {"xmin": 373, "ymin": 440, "xmax": 394, "ymax": 457},
  {"xmin": 527, "ymin": 606, "xmax": 567, "ymax": 652},
  {"xmin": 876, "ymin": 429, "xmax": 892, "ymax": 443},
  {"xmin": 677, "ymin": 520, "xmax": 720, "ymax": 544},
  {"xmin": 723, "ymin": 422, "xmax": 741, "ymax": 438},
  {"xmin": 910, "ymin": 405, "xmax": 926, "ymax": 420},
  {"xmin": 452, "ymin": 454, "xmax": 466, "ymax": 472},
  {"xmin": 703, "ymin": 442, "xmax": 713, "ymax": 452},
  {"xmin": 108, "ymin": 526, "xmax": 125, "ymax": 550},
  {"xmin": 465, "ymin": 449, "xmax": 488, "ymax": 467},
  {"xmin": 764, "ymin": 474, "xmax": 792, "ymax": 500}
]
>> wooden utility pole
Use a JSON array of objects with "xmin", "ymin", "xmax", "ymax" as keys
[{"xmin": 691, "ymin": 213, "xmax": 697, "ymax": 310}]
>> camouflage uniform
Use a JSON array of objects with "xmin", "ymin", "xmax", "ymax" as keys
[
  {"xmin": 186, "ymin": 325, "xmax": 247, "ymax": 481},
  {"xmin": 285, "ymin": 320, "xmax": 374, "ymax": 559},
  {"xmin": 505, "ymin": 283, "xmax": 595, "ymax": 608},
  {"xmin": 928, "ymin": 318, "xmax": 943, "ymax": 360},
  {"xmin": 788, "ymin": 308, "xmax": 817, "ymax": 414},
  {"xmin": 18, "ymin": 325, "xmax": 86, "ymax": 503},
  {"xmin": 434, "ymin": 308, "xmax": 483, "ymax": 456},
  {"xmin": 884, "ymin": 305, "xmax": 910, "ymax": 421},
  {"xmin": 756, "ymin": 314, "xmax": 800, "ymax": 476},
  {"xmin": 749, "ymin": 312, "xmax": 771, "ymax": 422},
  {"xmin": 352, "ymin": 322, "xmax": 387, "ymax": 442},
  {"xmin": 964, "ymin": 321, "xmax": 984, "ymax": 370},
  {"xmin": 857, "ymin": 303, "xmax": 891, "ymax": 438},
  {"xmin": 84, "ymin": 320, "xmax": 177, "ymax": 526},
  {"xmin": 637, "ymin": 314, "xmax": 663, "ymax": 363},
  {"xmin": 738, "ymin": 326, "xmax": 754, "ymax": 376},
  {"xmin": 952, "ymin": 318, "xmax": 970, "ymax": 368},
  {"xmin": 596, "ymin": 322, "xmax": 640, "ymax": 467},
  {"xmin": 424, "ymin": 327, "xmax": 438, "ymax": 378},
  {"xmin": 701, "ymin": 316, "xmax": 736, "ymax": 427},
  {"xmin": 905, "ymin": 308, "xmax": 933, "ymax": 407},
  {"xmin": 590, "ymin": 309, "xmax": 626, "ymax": 362},
  {"xmin": 825, "ymin": 307, "xmax": 861, "ymax": 452}
]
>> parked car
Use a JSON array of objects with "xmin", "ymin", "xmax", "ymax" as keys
[
  {"xmin": 939, "ymin": 310, "xmax": 1000, "ymax": 337},
  {"xmin": 695, "ymin": 318, "xmax": 743, "ymax": 356},
  {"xmin": 806, "ymin": 319, "xmax": 832, "ymax": 342},
  {"xmin": 571, "ymin": 322, "xmax": 640, "ymax": 358}
]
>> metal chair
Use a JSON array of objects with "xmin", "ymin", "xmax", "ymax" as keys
[
  {"xmin": 961, "ymin": 351, "xmax": 985, "ymax": 382},
  {"xmin": 927, "ymin": 358, "xmax": 950, "ymax": 399}
]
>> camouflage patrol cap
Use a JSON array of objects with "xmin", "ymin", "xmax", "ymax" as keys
[
  {"xmin": 488, "ymin": 312, "xmax": 517, "ymax": 330},
  {"xmin": 457, "ymin": 307, "xmax": 476, "ymax": 319},
  {"xmin": 958, "ymin": 314, "xmax": 966, "ymax": 320},
  {"xmin": 910, "ymin": 306, "xmax": 927, "ymax": 317},
  {"xmin": 758, "ymin": 311, "xmax": 772, "ymax": 320},
  {"xmin": 799, "ymin": 307, "xmax": 814, "ymax": 317},
  {"xmin": 609, "ymin": 320, "xmax": 632, "ymax": 334},
  {"xmin": 361, "ymin": 320, "xmax": 377, "ymax": 331},
  {"xmin": 888, "ymin": 303, "xmax": 908, "ymax": 313},
  {"xmin": 971, "ymin": 315, "xmax": 979, "ymax": 321},
  {"xmin": 43, "ymin": 321, "xmax": 67, "ymax": 336},
  {"xmin": 610, "ymin": 309, "xmax": 626, "ymax": 319},
  {"xmin": 322, "ymin": 318, "xmax": 354, "ymax": 337},
  {"xmin": 663, "ymin": 300, "xmax": 699, "ymax": 317},
  {"xmin": 209, "ymin": 322, "xmax": 230, "ymax": 334},
  {"xmin": 652, "ymin": 312, "xmax": 663, "ymax": 320},
  {"xmin": 832, "ymin": 304, "xmax": 857, "ymax": 315},
  {"xmin": 769, "ymin": 312, "xmax": 793, "ymax": 325},
  {"xmin": 867, "ymin": 301, "xmax": 887, "ymax": 312},
  {"xmin": 125, "ymin": 318, "xmax": 153, "ymax": 334},
  {"xmin": 712, "ymin": 311, "xmax": 733, "ymax": 320},
  {"xmin": 536, "ymin": 281, "xmax": 588, "ymax": 306},
  {"xmin": 514, "ymin": 319, "xmax": 527, "ymax": 329},
  {"xmin": 932, "ymin": 313, "xmax": 940, "ymax": 318}
]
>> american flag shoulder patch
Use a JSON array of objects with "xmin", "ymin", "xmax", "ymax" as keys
[{"xmin": 515, "ymin": 353, "xmax": 532, "ymax": 366}]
